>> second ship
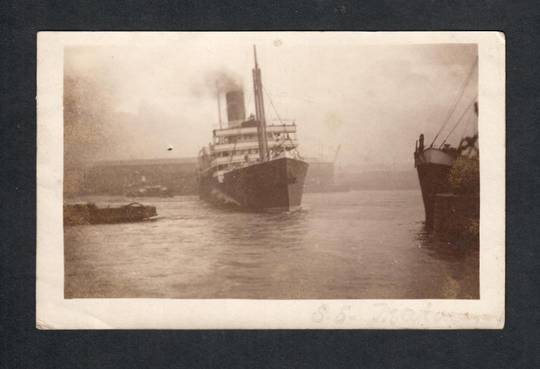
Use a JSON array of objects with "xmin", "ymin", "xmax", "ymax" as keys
[{"xmin": 198, "ymin": 46, "xmax": 309, "ymax": 211}]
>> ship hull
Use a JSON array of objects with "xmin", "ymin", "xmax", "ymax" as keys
[
  {"xmin": 415, "ymin": 148, "xmax": 456, "ymax": 229},
  {"xmin": 199, "ymin": 157, "xmax": 309, "ymax": 211}
]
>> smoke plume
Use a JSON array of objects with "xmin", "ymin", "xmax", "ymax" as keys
[{"xmin": 190, "ymin": 68, "xmax": 243, "ymax": 98}]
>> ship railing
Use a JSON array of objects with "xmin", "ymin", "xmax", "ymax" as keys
[
  {"xmin": 209, "ymin": 160, "xmax": 262, "ymax": 179},
  {"xmin": 213, "ymin": 124, "xmax": 296, "ymax": 137},
  {"xmin": 211, "ymin": 153, "xmax": 261, "ymax": 166},
  {"xmin": 269, "ymin": 149, "xmax": 301, "ymax": 161},
  {"xmin": 208, "ymin": 149, "xmax": 300, "ymax": 178},
  {"xmin": 268, "ymin": 118, "xmax": 296, "ymax": 125},
  {"xmin": 212, "ymin": 139, "xmax": 298, "ymax": 153}
]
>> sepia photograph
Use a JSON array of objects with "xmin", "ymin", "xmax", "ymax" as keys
[{"xmin": 36, "ymin": 32, "xmax": 505, "ymax": 329}]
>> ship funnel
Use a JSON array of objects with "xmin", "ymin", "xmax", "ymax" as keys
[{"xmin": 225, "ymin": 90, "xmax": 246, "ymax": 126}]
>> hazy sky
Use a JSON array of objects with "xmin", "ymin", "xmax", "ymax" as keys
[{"xmin": 65, "ymin": 34, "xmax": 477, "ymax": 169}]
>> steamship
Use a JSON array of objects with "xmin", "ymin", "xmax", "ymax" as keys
[
  {"xmin": 414, "ymin": 56, "xmax": 480, "ymax": 229},
  {"xmin": 414, "ymin": 129, "xmax": 478, "ymax": 229},
  {"xmin": 197, "ymin": 47, "xmax": 309, "ymax": 211},
  {"xmin": 414, "ymin": 73, "xmax": 479, "ymax": 228}
]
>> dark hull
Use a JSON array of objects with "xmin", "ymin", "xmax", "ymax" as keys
[
  {"xmin": 199, "ymin": 157, "xmax": 309, "ymax": 211},
  {"xmin": 416, "ymin": 163, "xmax": 453, "ymax": 229}
]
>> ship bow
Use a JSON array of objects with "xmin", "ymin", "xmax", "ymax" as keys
[{"xmin": 223, "ymin": 157, "xmax": 309, "ymax": 211}]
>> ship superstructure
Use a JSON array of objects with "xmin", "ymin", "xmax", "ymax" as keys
[{"xmin": 198, "ymin": 47, "xmax": 309, "ymax": 211}]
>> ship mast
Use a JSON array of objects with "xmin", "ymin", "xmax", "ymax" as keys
[
  {"xmin": 216, "ymin": 82, "xmax": 223, "ymax": 130},
  {"xmin": 252, "ymin": 45, "xmax": 269, "ymax": 161}
]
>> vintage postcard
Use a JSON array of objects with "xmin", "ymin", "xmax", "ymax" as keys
[{"xmin": 36, "ymin": 32, "xmax": 505, "ymax": 329}]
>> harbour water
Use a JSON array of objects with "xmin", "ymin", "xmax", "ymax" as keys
[{"xmin": 64, "ymin": 190, "xmax": 479, "ymax": 299}]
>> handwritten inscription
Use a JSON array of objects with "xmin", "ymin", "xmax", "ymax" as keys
[
  {"xmin": 311, "ymin": 303, "xmax": 484, "ymax": 326},
  {"xmin": 312, "ymin": 304, "xmax": 354, "ymax": 324}
]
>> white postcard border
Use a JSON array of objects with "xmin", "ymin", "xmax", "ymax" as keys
[{"xmin": 36, "ymin": 32, "xmax": 505, "ymax": 329}]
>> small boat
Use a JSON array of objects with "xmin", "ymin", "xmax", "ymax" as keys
[
  {"xmin": 126, "ymin": 185, "xmax": 173, "ymax": 198},
  {"xmin": 64, "ymin": 202, "xmax": 157, "ymax": 225}
]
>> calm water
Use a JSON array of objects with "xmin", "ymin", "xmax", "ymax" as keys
[{"xmin": 64, "ymin": 191, "xmax": 479, "ymax": 299}]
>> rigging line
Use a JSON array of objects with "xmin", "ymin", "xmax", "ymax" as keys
[
  {"xmin": 262, "ymin": 86, "xmax": 285, "ymax": 125},
  {"xmin": 440, "ymin": 96, "xmax": 478, "ymax": 147},
  {"xmin": 430, "ymin": 57, "xmax": 478, "ymax": 147},
  {"xmin": 458, "ymin": 112, "xmax": 472, "ymax": 140}
]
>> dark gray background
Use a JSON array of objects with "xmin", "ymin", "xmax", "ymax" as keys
[{"xmin": 2, "ymin": 1, "xmax": 539, "ymax": 368}]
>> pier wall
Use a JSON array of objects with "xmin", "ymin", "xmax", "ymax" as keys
[{"xmin": 432, "ymin": 193, "xmax": 479, "ymax": 244}]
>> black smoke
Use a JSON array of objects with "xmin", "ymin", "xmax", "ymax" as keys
[{"xmin": 190, "ymin": 68, "xmax": 243, "ymax": 98}]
